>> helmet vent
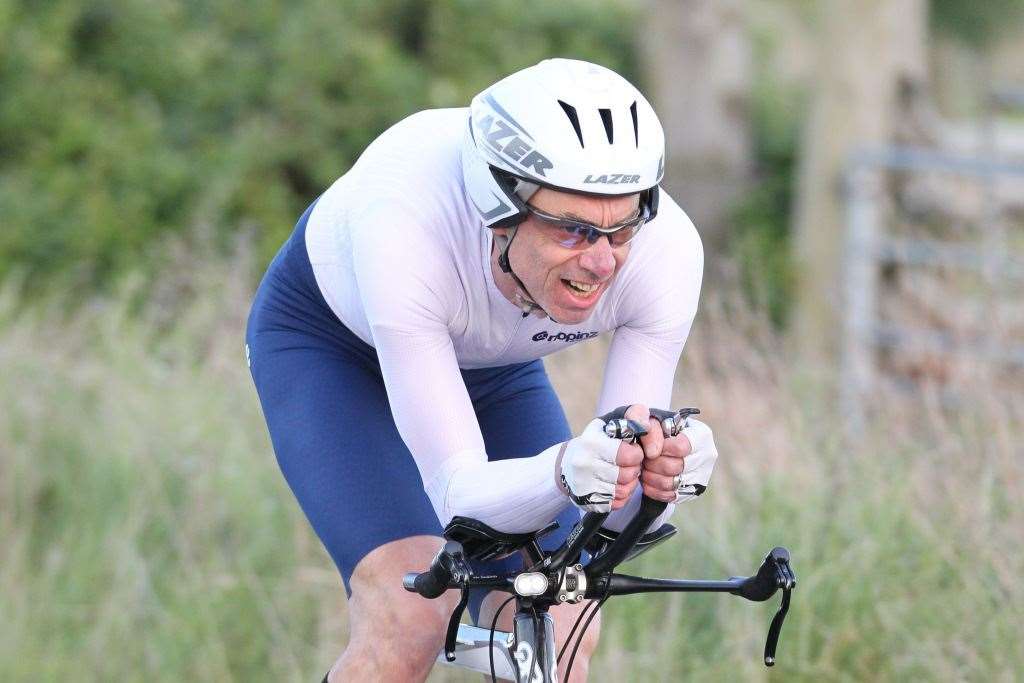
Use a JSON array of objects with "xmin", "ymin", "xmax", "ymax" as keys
[
  {"xmin": 599, "ymin": 108, "xmax": 614, "ymax": 143},
  {"xmin": 558, "ymin": 100, "xmax": 585, "ymax": 147},
  {"xmin": 630, "ymin": 101, "xmax": 639, "ymax": 147}
]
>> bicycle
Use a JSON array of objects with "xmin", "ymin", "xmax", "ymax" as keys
[{"xmin": 404, "ymin": 408, "xmax": 796, "ymax": 682}]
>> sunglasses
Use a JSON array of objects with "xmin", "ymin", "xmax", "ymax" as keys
[{"xmin": 524, "ymin": 202, "xmax": 650, "ymax": 249}]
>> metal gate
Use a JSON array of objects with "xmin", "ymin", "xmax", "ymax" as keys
[{"xmin": 840, "ymin": 146, "xmax": 1024, "ymax": 428}]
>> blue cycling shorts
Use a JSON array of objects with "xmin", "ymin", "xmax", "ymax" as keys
[{"xmin": 245, "ymin": 202, "xmax": 580, "ymax": 621}]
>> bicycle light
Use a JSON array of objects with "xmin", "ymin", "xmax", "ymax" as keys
[{"xmin": 513, "ymin": 572, "xmax": 549, "ymax": 596}]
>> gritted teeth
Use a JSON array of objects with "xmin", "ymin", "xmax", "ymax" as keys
[{"xmin": 562, "ymin": 278, "xmax": 600, "ymax": 294}]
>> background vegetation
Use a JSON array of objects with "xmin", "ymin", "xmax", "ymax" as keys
[
  {"xmin": 0, "ymin": 0, "xmax": 636, "ymax": 296},
  {"xmin": 2, "ymin": 247, "xmax": 1020, "ymax": 681},
  {"xmin": 2, "ymin": 0, "xmax": 1022, "ymax": 681}
]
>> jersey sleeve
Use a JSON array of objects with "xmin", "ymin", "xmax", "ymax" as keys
[
  {"xmin": 597, "ymin": 199, "xmax": 705, "ymax": 532},
  {"xmin": 349, "ymin": 201, "xmax": 570, "ymax": 532},
  {"xmin": 596, "ymin": 201, "xmax": 704, "ymax": 415}
]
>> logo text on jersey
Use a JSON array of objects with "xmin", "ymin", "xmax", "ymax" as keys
[
  {"xmin": 476, "ymin": 113, "xmax": 553, "ymax": 178},
  {"xmin": 532, "ymin": 330, "xmax": 599, "ymax": 342}
]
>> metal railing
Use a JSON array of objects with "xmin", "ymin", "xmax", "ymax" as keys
[{"xmin": 840, "ymin": 145, "xmax": 1024, "ymax": 429}]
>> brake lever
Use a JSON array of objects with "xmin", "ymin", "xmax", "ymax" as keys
[
  {"xmin": 648, "ymin": 407, "xmax": 701, "ymax": 437},
  {"xmin": 601, "ymin": 406, "xmax": 701, "ymax": 440},
  {"xmin": 440, "ymin": 548, "xmax": 473, "ymax": 661},
  {"xmin": 602, "ymin": 418, "xmax": 648, "ymax": 443},
  {"xmin": 764, "ymin": 578, "xmax": 792, "ymax": 666},
  {"xmin": 443, "ymin": 584, "xmax": 471, "ymax": 661},
  {"xmin": 762, "ymin": 548, "xmax": 796, "ymax": 664}
]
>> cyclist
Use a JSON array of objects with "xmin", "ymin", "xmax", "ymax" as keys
[{"xmin": 246, "ymin": 58, "xmax": 719, "ymax": 682}]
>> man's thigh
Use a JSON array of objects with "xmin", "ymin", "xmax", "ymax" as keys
[{"xmin": 248, "ymin": 330, "xmax": 444, "ymax": 595}]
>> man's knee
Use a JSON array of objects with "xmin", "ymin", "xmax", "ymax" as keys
[
  {"xmin": 554, "ymin": 602, "xmax": 602, "ymax": 681},
  {"xmin": 575, "ymin": 608, "xmax": 601, "ymax": 651},
  {"xmin": 341, "ymin": 601, "xmax": 452, "ymax": 680},
  {"xmin": 343, "ymin": 536, "xmax": 460, "ymax": 672}
]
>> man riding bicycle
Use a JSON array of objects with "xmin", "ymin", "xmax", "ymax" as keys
[{"xmin": 246, "ymin": 58, "xmax": 718, "ymax": 682}]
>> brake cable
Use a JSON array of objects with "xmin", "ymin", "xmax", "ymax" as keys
[
  {"xmin": 557, "ymin": 599, "xmax": 599, "ymax": 664},
  {"xmin": 563, "ymin": 595, "xmax": 609, "ymax": 681}
]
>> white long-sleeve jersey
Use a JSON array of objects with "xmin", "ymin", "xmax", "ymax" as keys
[{"xmin": 305, "ymin": 108, "xmax": 703, "ymax": 532}]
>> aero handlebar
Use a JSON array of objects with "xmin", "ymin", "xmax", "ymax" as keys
[{"xmin": 403, "ymin": 406, "xmax": 797, "ymax": 669}]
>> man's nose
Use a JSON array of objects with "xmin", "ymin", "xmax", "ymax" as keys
[{"xmin": 577, "ymin": 237, "xmax": 617, "ymax": 280}]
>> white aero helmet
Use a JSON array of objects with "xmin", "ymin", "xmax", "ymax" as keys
[{"xmin": 461, "ymin": 58, "xmax": 665, "ymax": 230}]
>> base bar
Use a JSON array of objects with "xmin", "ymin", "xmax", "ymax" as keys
[{"xmin": 601, "ymin": 574, "xmax": 742, "ymax": 597}]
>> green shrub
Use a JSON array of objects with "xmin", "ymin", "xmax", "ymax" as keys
[{"xmin": 0, "ymin": 0, "xmax": 639, "ymax": 298}]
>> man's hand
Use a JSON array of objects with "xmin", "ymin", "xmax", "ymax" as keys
[
  {"xmin": 611, "ymin": 406, "xmax": 648, "ymax": 509},
  {"xmin": 640, "ymin": 432, "xmax": 690, "ymax": 502},
  {"xmin": 624, "ymin": 404, "xmax": 688, "ymax": 502},
  {"xmin": 558, "ymin": 419, "xmax": 645, "ymax": 513},
  {"xmin": 670, "ymin": 418, "xmax": 717, "ymax": 501},
  {"xmin": 621, "ymin": 405, "xmax": 718, "ymax": 504}
]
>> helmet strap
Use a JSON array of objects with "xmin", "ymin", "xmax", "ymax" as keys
[{"xmin": 494, "ymin": 227, "xmax": 548, "ymax": 319}]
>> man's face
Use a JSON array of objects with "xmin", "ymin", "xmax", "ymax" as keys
[{"xmin": 498, "ymin": 188, "xmax": 641, "ymax": 325}]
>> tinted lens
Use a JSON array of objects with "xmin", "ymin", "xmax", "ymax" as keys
[
  {"xmin": 529, "ymin": 205, "xmax": 647, "ymax": 249},
  {"xmin": 605, "ymin": 219, "xmax": 645, "ymax": 246},
  {"xmin": 554, "ymin": 222, "xmax": 592, "ymax": 248}
]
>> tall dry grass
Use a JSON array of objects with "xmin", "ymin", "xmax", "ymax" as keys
[
  {"xmin": 547, "ymin": 298, "xmax": 1024, "ymax": 682},
  {"xmin": 0, "ymin": 241, "xmax": 1020, "ymax": 682}
]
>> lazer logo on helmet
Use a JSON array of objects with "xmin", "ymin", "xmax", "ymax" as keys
[
  {"xmin": 532, "ymin": 330, "xmax": 599, "ymax": 342},
  {"xmin": 583, "ymin": 174, "xmax": 641, "ymax": 185},
  {"xmin": 475, "ymin": 113, "xmax": 553, "ymax": 177}
]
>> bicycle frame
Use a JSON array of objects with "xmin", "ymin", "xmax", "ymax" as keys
[{"xmin": 436, "ymin": 614, "xmax": 557, "ymax": 682}]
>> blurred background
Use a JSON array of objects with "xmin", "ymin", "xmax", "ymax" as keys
[{"xmin": 1, "ymin": 1, "xmax": 1022, "ymax": 680}]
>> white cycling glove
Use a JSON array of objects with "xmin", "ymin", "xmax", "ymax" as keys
[
  {"xmin": 672, "ymin": 417, "xmax": 718, "ymax": 503},
  {"xmin": 555, "ymin": 418, "xmax": 622, "ymax": 513}
]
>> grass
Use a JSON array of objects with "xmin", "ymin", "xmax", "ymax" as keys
[{"xmin": 1, "ymin": 244, "xmax": 1021, "ymax": 682}]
